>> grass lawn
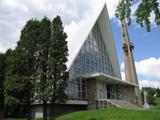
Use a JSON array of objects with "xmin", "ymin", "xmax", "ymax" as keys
[
  {"xmin": 57, "ymin": 108, "xmax": 160, "ymax": 120},
  {"xmin": 5, "ymin": 108, "xmax": 160, "ymax": 120}
]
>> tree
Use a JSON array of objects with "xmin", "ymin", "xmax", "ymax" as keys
[
  {"xmin": 4, "ymin": 19, "xmax": 40, "ymax": 120},
  {"xmin": 4, "ymin": 74, "xmax": 29, "ymax": 116},
  {"xmin": 0, "ymin": 53, "xmax": 6, "ymax": 118},
  {"xmin": 156, "ymin": 88, "xmax": 160, "ymax": 97},
  {"xmin": 34, "ymin": 16, "xmax": 69, "ymax": 120},
  {"xmin": 16, "ymin": 19, "xmax": 41, "ymax": 120},
  {"xmin": 34, "ymin": 17, "xmax": 52, "ymax": 120},
  {"xmin": 4, "ymin": 50, "xmax": 29, "ymax": 117},
  {"xmin": 48, "ymin": 16, "xmax": 69, "ymax": 120},
  {"xmin": 116, "ymin": 0, "xmax": 160, "ymax": 31},
  {"xmin": 3, "ymin": 16, "xmax": 68, "ymax": 120},
  {"xmin": 142, "ymin": 87, "xmax": 156, "ymax": 104}
]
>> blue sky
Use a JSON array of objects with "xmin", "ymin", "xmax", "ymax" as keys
[
  {"xmin": 112, "ymin": 19, "xmax": 160, "ymax": 63},
  {"xmin": 0, "ymin": 0, "xmax": 160, "ymax": 88},
  {"xmin": 111, "ymin": 19, "xmax": 160, "ymax": 88}
]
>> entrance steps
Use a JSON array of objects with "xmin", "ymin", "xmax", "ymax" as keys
[
  {"xmin": 97, "ymin": 99, "xmax": 140, "ymax": 109},
  {"xmin": 109, "ymin": 99, "xmax": 140, "ymax": 109}
]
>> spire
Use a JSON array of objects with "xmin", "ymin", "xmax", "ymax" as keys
[
  {"xmin": 120, "ymin": 19, "xmax": 142, "ymax": 106},
  {"xmin": 121, "ymin": 19, "xmax": 138, "ymax": 84}
]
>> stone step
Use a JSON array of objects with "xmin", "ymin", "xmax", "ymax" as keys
[{"xmin": 109, "ymin": 99, "xmax": 140, "ymax": 109}]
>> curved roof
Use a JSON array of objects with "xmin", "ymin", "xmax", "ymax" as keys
[{"xmin": 66, "ymin": 3, "xmax": 121, "ymax": 79}]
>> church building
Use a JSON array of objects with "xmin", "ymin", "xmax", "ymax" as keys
[{"xmin": 32, "ymin": 4, "xmax": 141, "ymax": 118}]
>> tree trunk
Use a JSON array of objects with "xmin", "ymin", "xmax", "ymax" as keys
[
  {"xmin": 0, "ymin": 76, "xmax": 5, "ymax": 119},
  {"xmin": 2, "ymin": 106, "xmax": 6, "ymax": 119},
  {"xmin": 27, "ymin": 90, "xmax": 31, "ymax": 120},
  {"xmin": 0, "ymin": 105, "xmax": 4, "ymax": 119},
  {"xmin": 0, "ymin": 97, "xmax": 5, "ymax": 119},
  {"xmin": 49, "ymin": 102, "xmax": 55, "ymax": 120},
  {"xmin": 43, "ymin": 100, "xmax": 47, "ymax": 120},
  {"xmin": 49, "ymin": 66, "xmax": 57, "ymax": 120},
  {"xmin": 26, "ymin": 103, "xmax": 31, "ymax": 120}
]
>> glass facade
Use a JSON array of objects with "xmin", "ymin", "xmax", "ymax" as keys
[{"xmin": 67, "ymin": 22, "xmax": 115, "ymax": 100}]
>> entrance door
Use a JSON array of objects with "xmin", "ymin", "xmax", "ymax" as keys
[{"xmin": 106, "ymin": 85, "xmax": 117, "ymax": 99}]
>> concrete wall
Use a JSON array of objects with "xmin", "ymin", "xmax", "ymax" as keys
[
  {"xmin": 96, "ymin": 81, "xmax": 107, "ymax": 99},
  {"xmin": 117, "ymin": 85, "xmax": 137, "ymax": 104},
  {"xmin": 31, "ymin": 104, "xmax": 87, "ymax": 119},
  {"xmin": 87, "ymin": 79, "xmax": 108, "ymax": 108},
  {"xmin": 87, "ymin": 79, "xmax": 97, "ymax": 109}
]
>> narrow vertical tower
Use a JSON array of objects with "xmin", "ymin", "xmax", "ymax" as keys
[{"xmin": 121, "ymin": 19, "xmax": 142, "ymax": 106}]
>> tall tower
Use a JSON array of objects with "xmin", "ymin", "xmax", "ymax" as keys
[{"xmin": 121, "ymin": 19, "xmax": 142, "ymax": 106}]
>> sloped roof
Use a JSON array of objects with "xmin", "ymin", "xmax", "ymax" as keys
[{"xmin": 66, "ymin": 3, "xmax": 121, "ymax": 79}]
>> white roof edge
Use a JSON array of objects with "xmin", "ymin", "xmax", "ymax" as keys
[
  {"xmin": 66, "ymin": 100, "xmax": 88, "ymax": 105},
  {"xmin": 84, "ymin": 72, "xmax": 138, "ymax": 87},
  {"xmin": 97, "ymin": 5, "xmax": 121, "ymax": 79}
]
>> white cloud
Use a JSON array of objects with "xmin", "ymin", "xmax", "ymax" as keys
[
  {"xmin": 0, "ymin": 0, "xmax": 119, "ymax": 53},
  {"xmin": 121, "ymin": 57, "xmax": 160, "ymax": 88},
  {"xmin": 121, "ymin": 62, "xmax": 125, "ymax": 70},
  {"xmin": 139, "ymin": 80, "xmax": 160, "ymax": 88},
  {"xmin": 121, "ymin": 72, "xmax": 125, "ymax": 81},
  {"xmin": 135, "ymin": 57, "xmax": 160, "ymax": 79},
  {"xmin": 121, "ymin": 57, "xmax": 160, "ymax": 79}
]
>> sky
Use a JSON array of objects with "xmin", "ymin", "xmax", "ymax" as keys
[{"xmin": 0, "ymin": 0, "xmax": 160, "ymax": 88}]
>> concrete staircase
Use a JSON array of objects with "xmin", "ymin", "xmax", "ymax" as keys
[
  {"xmin": 107, "ymin": 99, "xmax": 140, "ymax": 109},
  {"xmin": 96, "ymin": 90, "xmax": 141, "ymax": 109},
  {"xmin": 96, "ymin": 99, "xmax": 140, "ymax": 109}
]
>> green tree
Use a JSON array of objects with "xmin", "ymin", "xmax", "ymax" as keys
[
  {"xmin": 34, "ymin": 16, "xmax": 69, "ymax": 120},
  {"xmin": 4, "ymin": 50, "xmax": 29, "ymax": 117},
  {"xmin": 0, "ymin": 53, "xmax": 6, "ymax": 118},
  {"xmin": 116, "ymin": 0, "xmax": 160, "ymax": 31},
  {"xmin": 156, "ymin": 88, "xmax": 160, "ymax": 97},
  {"xmin": 3, "ymin": 16, "xmax": 68, "ymax": 120},
  {"xmin": 16, "ymin": 19, "xmax": 41, "ymax": 120},
  {"xmin": 4, "ymin": 74, "xmax": 29, "ymax": 116},
  {"xmin": 34, "ymin": 17, "xmax": 52, "ymax": 120},
  {"xmin": 142, "ymin": 87, "xmax": 156, "ymax": 104},
  {"xmin": 48, "ymin": 16, "xmax": 69, "ymax": 120},
  {"xmin": 4, "ymin": 19, "xmax": 40, "ymax": 120}
]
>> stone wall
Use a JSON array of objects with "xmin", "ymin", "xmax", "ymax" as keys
[
  {"xmin": 96, "ymin": 81, "xmax": 107, "ymax": 99},
  {"xmin": 87, "ymin": 79, "xmax": 97, "ymax": 108},
  {"xmin": 117, "ymin": 85, "xmax": 137, "ymax": 104}
]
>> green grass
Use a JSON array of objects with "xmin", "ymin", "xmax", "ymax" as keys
[
  {"xmin": 5, "ymin": 107, "xmax": 160, "ymax": 120},
  {"xmin": 57, "ymin": 108, "xmax": 160, "ymax": 120}
]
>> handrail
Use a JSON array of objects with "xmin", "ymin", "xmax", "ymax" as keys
[{"xmin": 106, "ymin": 90, "xmax": 138, "ymax": 105}]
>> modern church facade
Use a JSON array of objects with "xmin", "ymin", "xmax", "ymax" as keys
[{"xmin": 32, "ymin": 4, "xmax": 141, "ymax": 118}]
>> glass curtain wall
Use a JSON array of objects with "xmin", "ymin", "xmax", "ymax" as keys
[{"xmin": 67, "ymin": 22, "xmax": 115, "ymax": 100}]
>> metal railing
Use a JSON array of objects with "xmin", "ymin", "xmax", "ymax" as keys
[
  {"xmin": 106, "ymin": 90, "xmax": 138, "ymax": 105},
  {"xmin": 96, "ymin": 90, "xmax": 139, "ymax": 109}
]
